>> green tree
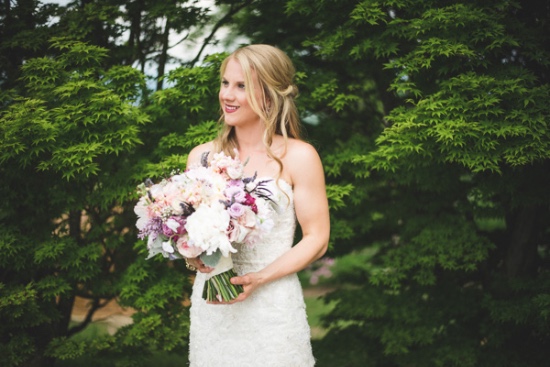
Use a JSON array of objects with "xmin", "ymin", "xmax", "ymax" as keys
[
  {"xmin": 54, "ymin": 0, "xmax": 250, "ymax": 90},
  {"xmin": 0, "ymin": 39, "xmax": 141, "ymax": 367},
  {"xmin": 0, "ymin": 0, "xmax": 215, "ymax": 91},
  {"xmin": 0, "ymin": 33, "xmax": 224, "ymax": 366},
  {"xmin": 0, "ymin": 2, "xmax": 245, "ymax": 365},
  {"xmin": 0, "ymin": 0, "xmax": 63, "ymax": 89},
  {"xmin": 0, "ymin": 38, "xmax": 147, "ymax": 366},
  {"xmin": 226, "ymin": 0, "xmax": 550, "ymax": 366}
]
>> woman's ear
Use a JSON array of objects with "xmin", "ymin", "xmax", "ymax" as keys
[
  {"xmin": 264, "ymin": 89, "xmax": 271, "ymax": 107},
  {"xmin": 263, "ymin": 93, "xmax": 271, "ymax": 112}
]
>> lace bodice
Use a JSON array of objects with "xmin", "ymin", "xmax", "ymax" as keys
[
  {"xmin": 188, "ymin": 179, "xmax": 315, "ymax": 367},
  {"xmin": 233, "ymin": 179, "xmax": 296, "ymax": 273}
]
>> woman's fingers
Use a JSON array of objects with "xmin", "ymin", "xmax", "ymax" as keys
[
  {"xmin": 187, "ymin": 258, "xmax": 214, "ymax": 273},
  {"xmin": 196, "ymin": 260, "xmax": 213, "ymax": 273}
]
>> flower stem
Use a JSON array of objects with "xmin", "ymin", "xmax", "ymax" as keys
[{"xmin": 202, "ymin": 268, "xmax": 243, "ymax": 302}]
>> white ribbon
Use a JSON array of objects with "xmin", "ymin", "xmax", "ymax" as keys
[{"xmin": 204, "ymin": 254, "xmax": 234, "ymax": 280}]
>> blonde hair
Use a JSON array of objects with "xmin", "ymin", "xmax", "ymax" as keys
[{"xmin": 213, "ymin": 44, "xmax": 302, "ymax": 176}]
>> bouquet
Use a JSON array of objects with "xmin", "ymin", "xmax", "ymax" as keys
[{"xmin": 134, "ymin": 151, "xmax": 276, "ymax": 302}]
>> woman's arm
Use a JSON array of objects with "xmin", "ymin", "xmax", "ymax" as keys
[{"xmin": 229, "ymin": 141, "xmax": 330, "ymax": 302}]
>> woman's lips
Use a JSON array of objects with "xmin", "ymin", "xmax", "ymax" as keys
[{"xmin": 224, "ymin": 105, "xmax": 239, "ymax": 113}]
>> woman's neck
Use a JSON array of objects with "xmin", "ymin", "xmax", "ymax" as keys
[{"xmin": 234, "ymin": 123, "xmax": 266, "ymax": 155}]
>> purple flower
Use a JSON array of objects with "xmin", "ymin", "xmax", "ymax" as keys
[
  {"xmin": 228, "ymin": 179, "xmax": 245, "ymax": 188},
  {"xmin": 228, "ymin": 203, "xmax": 245, "ymax": 218},
  {"xmin": 162, "ymin": 216, "xmax": 186, "ymax": 237},
  {"xmin": 225, "ymin": 185, "xmax": 246, "ymax": 203},
  {"xmin": 138, "ymin": 217, "xmax": 163, "ymax": 240}
]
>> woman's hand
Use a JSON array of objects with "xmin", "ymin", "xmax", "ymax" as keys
[
  {"xmin": 186, "ymin": 257, "xmax": 214, "ymax": 273},
  {"xmin": 207, "ymin": 272, "xmax": 263, "ymax": 304}
]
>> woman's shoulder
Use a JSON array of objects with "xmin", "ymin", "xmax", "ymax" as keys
[
  {"xmin": 282, "ymin": 138, "xmax": 323, "ymax": 183},
  {"xmin": 187, "ymin": 141, "xmax": 215, "ymax": 167},
  {"xmin": 284, "ymin": 138, "xmax": 320, "ymax": 161}
]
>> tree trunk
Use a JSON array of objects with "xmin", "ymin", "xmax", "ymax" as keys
[
  {"xmin": 156, "ymin": 17, "xmax": 170, "ymax": 91},
  {"xmin": 126, "ymin": 0, "xmax": 144, "ymax": 67},
  {"xmin": 69, "ymin": 209, "xmax": 82, "ymax": 243},
  {"xmin": 4, "ymin": 0, "xmax": 10, "ymax": 16},
  {"xmin": 25, "ymin": 355, "xmax": 56, "ymax": 367},
  {"xmin": 505, "ymin": 204, "xmax": 539, "ymax": 278}
]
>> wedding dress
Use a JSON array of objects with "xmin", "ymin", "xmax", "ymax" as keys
[{"xmin": 188, "ymin": 179, "xmax": 315, "ymax": 367}]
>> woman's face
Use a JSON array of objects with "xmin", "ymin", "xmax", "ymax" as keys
[{"xmin": 219, "ymin": 58, "xmax": 263, "ymax": 128}]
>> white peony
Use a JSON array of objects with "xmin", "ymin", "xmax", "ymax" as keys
[
  {"xmin": 185, "ymin": 166, "xmax": 227, "ymax": 201},
  {"xmin": 148, "ymin": 182, "xmax": 165, "ymax": 200},
  {"xmin": 134, "ymin": 197, "xmax": 149, "ymax": 230},
  {"xmin": 226, "ymin": 164, "xmax": 244, "ymax": 180},
  {"xmin": 184, "ymin": 166, "xmax": 210, "ymax": 181},
  {"xmin": 185, "ymin": 202, "xmax": 236, "ymax": 257}
]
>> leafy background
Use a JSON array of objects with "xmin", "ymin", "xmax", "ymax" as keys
[{"xmin": 0, "ymin": 1, "xmax": 548, "ymax": 366}]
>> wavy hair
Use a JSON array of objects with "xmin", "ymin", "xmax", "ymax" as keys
[{"xmin": 213, "ymin": 44, "xmax": 302, "ymax": 178}]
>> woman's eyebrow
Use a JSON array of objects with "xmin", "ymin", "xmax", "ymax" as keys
[{"xmin": 221, "ymin": 76, "xmax": 245, "ymax": 83}]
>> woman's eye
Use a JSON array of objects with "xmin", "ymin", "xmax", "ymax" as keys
[
  {"xmin": 221, "ymin": 80, "xmax": 229, "ymax": 86},
  {"xmin": 238, "ymin": 83, "xmax": 245, "ymax": 89}
]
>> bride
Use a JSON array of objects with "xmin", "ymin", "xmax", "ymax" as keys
[{"xmin": 185, "ymin": 44, "xmax": 330, "ymax": 367}]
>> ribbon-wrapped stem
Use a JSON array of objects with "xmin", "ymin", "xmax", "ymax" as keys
[{"xmin": 201, "ymin": 253, "xmax": 243, "ymax": 302}]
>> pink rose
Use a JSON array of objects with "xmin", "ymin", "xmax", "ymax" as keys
[
  {"xmin": 228, "ymin": 220, "xmax": 251, "ymax": 243},
  {"xmin": 225, "ymin": 185, "xmax": 246, "ymax": 203},
  {"xmin": 176, "ymin": 236, "xmax": 202, "ymax": 258},
  {"xmin": 238, "ymin": 207, "xmax": 257, "ymax": 228},
  {"xmin": 228, "ymin": 203, "xmax": 245, "ymax": 218}
]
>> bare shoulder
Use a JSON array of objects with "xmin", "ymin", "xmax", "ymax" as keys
[
  {"xmin": 284, "ymin": 139, "xmax": 323, "ymax": 184},
  {"xmin": 187, "ymin": 141, "xmax": 215, "ymax": 167},
  {"xmin": 285, "ymin": 138, "xmax": 321, "ymax": 164}
]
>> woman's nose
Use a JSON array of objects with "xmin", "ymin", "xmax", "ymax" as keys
[{"xmin": 220, "ymin": 87, "xmax": 234, "ymax": 101}]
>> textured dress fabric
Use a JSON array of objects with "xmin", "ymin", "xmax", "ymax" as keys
[{"xmin": 188, "ymin": 179, "xmax": 315, "ymax": 367}]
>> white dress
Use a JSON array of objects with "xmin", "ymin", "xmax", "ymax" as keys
[{"xmin": 188, "ymin": 179, "xmax": 315, "ymax": 367}]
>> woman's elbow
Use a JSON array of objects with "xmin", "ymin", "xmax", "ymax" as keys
[{"xmin": 315, "ymin": 233, "xmax": 330, "ymax": 260}]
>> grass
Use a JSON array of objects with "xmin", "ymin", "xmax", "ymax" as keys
[
  {"xmin": 56, "ymin": 352, "xmax": 188, "ymax": 367},
  {"xmin": 68, "ymin": 322, "xmax": 110, "ymax": 341},
  {"xmin": 304, "ymin": 290, "xmax": 335, "ymax": 339}
]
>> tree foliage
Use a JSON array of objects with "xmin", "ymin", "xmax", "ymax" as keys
[
  {"xmin": 0, "ymin": 0, "xmax": 64, "ymax": 89},
  {"xmin": 2, "ymin": 0, "xmax": 550, "ymax": 366},
  {"xmin": 0, "ymin": 36, "xmax": 221, "ymax": 366},
  {"xmin": 0, "ymin": 1, "xmax": 229, "ymax": 365}
]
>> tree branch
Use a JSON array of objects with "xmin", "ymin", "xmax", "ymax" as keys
[
  {"xmin": 170, "ymin": 32, "xmax": 190, "ymax": 49},
  {"xmin": 67, "ymin": 297, "xmax": 110, "ymax": 337},
  {"xmin": 189, "ymin": 0, "xmax": 254, "ymax": 67}
]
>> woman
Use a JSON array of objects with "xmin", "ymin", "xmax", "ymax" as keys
[{"xmin": 185, "ymin": 44, "xmax": 330, "ymax": 367}]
